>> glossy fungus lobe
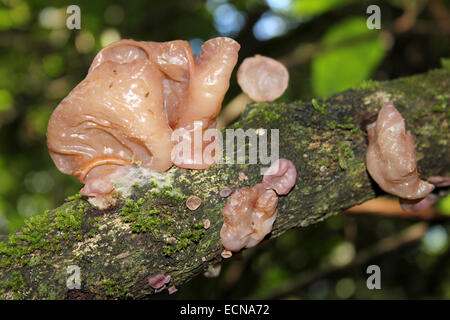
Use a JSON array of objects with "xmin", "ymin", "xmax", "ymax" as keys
[
  {"xmin": 47, "ymin": 37, "xmax": 240, "ymax": 208},
  {"xmin": 219, "ymin": 188, "xmax": 232, "ymax": 198},
  {"xmin": 186, "ymin": 195, "xmax": 202, "ymax": 211},
  {"xmin": 262, "ymin": 158, "xmax": 297, "ymax": 195},
  {"xmin": 365, "ymin": 102, "xmax": 434, "ymax": 200},
  {"xmin": 148, "ymin": 274, "xmax": 170, "ymax": 290},
  {"xmin": 220, "ymin": 184, "xmax": 278, "ymax": 252},
  {"xmin": 428, "ymin": 176, "xmax": 450, "ymax": 188},
  {"xmin": 237, "ymin": 55, "xmax": 289, "ymax": 102}
]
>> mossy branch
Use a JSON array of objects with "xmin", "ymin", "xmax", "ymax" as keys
[{"xmin": 0, "ymin": 69, "xmax": 449, "ymax": 300}]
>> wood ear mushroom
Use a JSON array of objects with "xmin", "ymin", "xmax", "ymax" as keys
[
  {"xmin": 237, "ymin": 55, "xmax": 289, "ymax": 102},
  {"xmin": 365, "ymin": 102, "xmax": 434, "ymax": 204},
  {"xmin": 47, "ymin": 38, "xmax": 240, "ymax": 208},
  {"xmin": 220, "ymin": 184, "xmax": 278, "ymax": 252},
  {"xmin": 262, "ymin": 158, "xmax": 297, "ymax": 195}
]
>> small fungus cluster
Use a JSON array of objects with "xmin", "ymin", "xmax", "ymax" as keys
[
  {"xmin": 365, "ymin": 102, "xmax": 435, "ymax": 207},
  {"xmin": 219, "ymin": 187, "xmax": 232, "ymax": 198},
  {"xmin": 262, "ymin": 159, "xmax": 298, "ymax": 195},
  {"xmin": 220, "ymin": 159, "xmax": 297, "ymax": 252},
  {"xmin": 47, "ymin": 37, "xmax": 240, "ymax": 208},
  {"xmin": 148, "ymin": 274, "xmax": 171, "ymax": 293}
]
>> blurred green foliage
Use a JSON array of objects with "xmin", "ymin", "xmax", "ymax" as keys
[
  {"xmin": 291, "ymin": 0, "xmax": 357, "ymax": 16},
  {"xmin": 0, "ymin": 0, "xmax": 449, "ymax": 299},
  {"xmin": 312, "ymin": 17, "xmax": 386, "ymax": 97}
]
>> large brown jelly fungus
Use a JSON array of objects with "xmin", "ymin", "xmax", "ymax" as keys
[
  {"xmin": 220, "ymin": 184, "xmax": 278, "ymax": 252},
  {"xmin": 366, "ymin": 102, "xmax": 434, "ymax": 200},
  {"xmin": 47, "ymin": 38, "xmax": 240, "ymax": 208}
]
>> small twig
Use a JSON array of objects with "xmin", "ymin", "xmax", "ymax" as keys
[{"xmin": 346, "ymin": 197, "xmax": 445, "ymax": 220}]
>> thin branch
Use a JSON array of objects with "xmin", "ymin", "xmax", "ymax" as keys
[{"xmin": 346, "ymin": 197, "xmax": 445, "ymax": 220}]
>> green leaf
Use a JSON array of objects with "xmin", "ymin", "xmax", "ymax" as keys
[
  {"xmin": 437, "ymin": 195, "xmax": 450, "ymax": 216},
  {"xmin": 0, "ymin": 89, "xmax": 13, "ymax": 112},
  {"xmin": 441, "ymin": 57, "xmax": 450, "ymax": 69},
  {"xmin": 312, "ymin": 17, "xmax": 386, "ymax": 97},
  {"xmin": 42, "ymin": 55, "xmax": 64, "ymax": 78},
  {"xmin": 291, "ymin": 0, "xmax": 357, "ymax": 17}
]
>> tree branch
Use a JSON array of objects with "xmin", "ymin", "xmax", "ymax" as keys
[{"xmin": 0, "ymin": 68, "xmax": 448, "ymax": 300}]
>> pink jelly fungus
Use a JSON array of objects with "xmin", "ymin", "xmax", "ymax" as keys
[
  {"xmin": 428, "ymin": 176, "xmax": 450, "ymax": 188},
  {"xmin": 238, "ymin": 172, "xmax": 248, "ymax": 181},
  {"xmin": 237, "ymin": 55, "xmax": 289, "ymax": 102},
  {"xmin": 186, "ymin": 195, "xmax": 202, "ymax": 211},
  {"xmin": 168, "ymin": 286, "xmax": 178, "ymax": 295},
  {"xmin": 221, "ymin": 250, "xmax": 233, "ymax": 258},
  {"xmin": 366, "ymin": 102, "xmax": 434, "ymax": 200},
  {"xmin": 219, "ymin": 188, "xmax": 232, "ymax": 198},
  {"xmin": 262, "ymin": 159, "xmax": 297, "ymax": 195},
  {"xmin": 220, "ymin": 184, "xmax": 278, "ymax": 252},
  {"xmin": 148, "ymin": 274, "xmax": 171, "ymax": 290},
  {"xmin": 47, "ymin": 37, "xmax": 240, "ymax": 208},
  {"xmin": 399, "ymin": 194, "xmax": 438, "ymax": 212}
]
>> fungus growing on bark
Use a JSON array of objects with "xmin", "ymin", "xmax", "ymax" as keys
[
  {"xmin": 220, "ymin": 184, "xmax": 278, "ymax": 252},
  {"xmin": 79, "ymin": 165, "xmax": 130, "ymax": 209},
  {"xmin": 168, "ymin": 286, "xmax": 178, "ymax": 295},
  {"xmin": 262, "ymin": 158, "xmax": 297, "ymax": 195},
  {"xmin": 47, "ymin": 37, "xmax": 240, "ymax": 208},
  {"xmin": 365, "ymin": 102, "xmax": 434, "ymax": 200},
  {"xmin": 221, "ymin": 250, "xmax": 232, "ymax": 259},
  {"xmin": 237, "ymin": 55, "xmax": 289, "ymax": 102},
  {"xmin": 148, "ymin": 274, "xmax": 171, "ymax": 293},
  {"xmin": 428, "ymin": 176, "xmax": 450, "ymax": 188},
  {"xmin": 186, "ymin": 195, "xmax": 202, "ymax": 211},
  {"xmin": 203, "ymin": 218, "xmax": 211, "ymax": 229},
  {"xmin": 400, "ymin": 194, "xmax": 438, "ymax": 212},
  {"xmin": 219, "ymin": 187, "xmax": 232, "ymax": 198},
  {"xmin": 238, "ymin": 172, "xmax": 248, "ymax": 181}
]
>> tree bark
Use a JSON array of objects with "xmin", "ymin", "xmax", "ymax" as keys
[{"xmin": 0, "ymin": 68, "xmax": 448, "ymax": 300}]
